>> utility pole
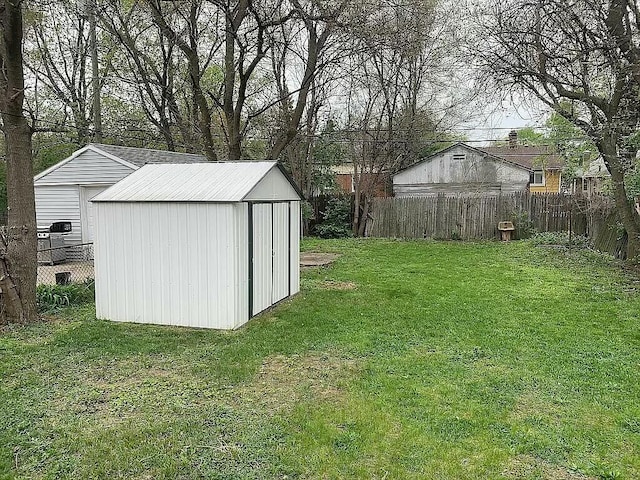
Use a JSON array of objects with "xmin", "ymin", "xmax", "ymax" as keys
[{"xmin": 87, "ymin": 0, "xmax": 102, "ymax": 142}]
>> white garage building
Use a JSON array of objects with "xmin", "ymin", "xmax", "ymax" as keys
[
  {"xmin": 34, "ymin": 144, "xmax": 205, "ymax": 259},
  {"xmin": 91, "ymin": 162, "xmax": 302, "ymax": 330}
]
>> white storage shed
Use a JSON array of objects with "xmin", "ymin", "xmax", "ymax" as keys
[
  {"xmin": 34, "ymin": 144, "xmax": 205, "ymax": 259},
  {"xmin": 92, "ymin": 162, "xmax": 302, "ymax": 330}
]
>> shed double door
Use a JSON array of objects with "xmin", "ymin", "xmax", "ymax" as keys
[{"xmin": 252, "ymin": 202, "xmax": 290, "ymax": 316}]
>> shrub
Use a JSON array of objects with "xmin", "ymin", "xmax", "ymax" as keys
[
  {"xmin": 313, "ymin": 196, "xmax": 352, "ymax": 238},
  {"xmin": 300, "ymin": 200, "xmax": 315, "ymax": 223},
  {"xmin": 510, "ymin": 209, "xmax": 536, "ymax": 238},
  {"xmin": 36, "ymin": 280, "xmax": 95, "ymax": 313}
]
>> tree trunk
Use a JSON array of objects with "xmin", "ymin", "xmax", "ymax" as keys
[
  {"xmin": 599, "ymin": 136, "xmax": 640, "ymax": 259},
  {"xmin": 268, "ymin": 28, "xmax": 326, "ymax": 160},
  {"xmin": 0, "ymin": 0, "xmax": 38, "ymax": 324},
  {"xmin": 161, "ymin": 127, "xmax": 175, "ymax": 152},
  {"xmin": 223, "ymin": 11, "xmax": 244, "ymax": 162},
  {"xmin": 352, "ymin": 163, "xmax": 361, "ymax": 235},
  {"xmin": 191, "ymin": 64, "xmax": 218, "ymax": 162},
  {"xmin": 148, "ymin": 1, "xmax": 217, "ymax": 161},
  {"xmin": 89, "ymin": 0, "xmax": 102, "ymax": 142},
  {"xmin": 357, "ymin": 195, "xmax": 370, "ymax": 237},
  {"xmin": 228, "ymin": 135, "xmax": 242, "ymax": 161}
]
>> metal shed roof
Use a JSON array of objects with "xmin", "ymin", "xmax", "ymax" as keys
[{"xmin": 91, "ymin": 162, "xmax": 298, "ymax": 202}]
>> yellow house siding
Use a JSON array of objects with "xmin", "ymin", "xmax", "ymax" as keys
[{"xmin": 530, "ymin": 170, "xmax": 561, "ymax": 193}]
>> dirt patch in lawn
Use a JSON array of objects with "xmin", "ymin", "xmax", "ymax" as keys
[
  {"xmin": 318, "ymin": 280, "xmax": 357, "ymax": 290},
  {"xmin": 503, "ymin": 455, "xmax": 596, "ymax": 480},
  {"xmin": 238, "ymin": 352, "xmax": 358, "ymax": 411},
  {"xmin": 509, "ymin": 391, "xmax": 562, "ymax": 422},
  {"xmin": 51, "ymin": 361, "xmax": 205, "ymax": 428}
]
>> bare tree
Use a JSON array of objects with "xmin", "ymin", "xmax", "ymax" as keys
[
  {"xmin": 24, "ymin": 0, "xmax": 112, "ymax": 144},
  {"xmin": 147, "ymin": 0, "xmax": 304, "ymax": 161},
  {"xmin": 100, "ymin": 1, "xmax": 200, "ymax": 152},
  {"xmin": 146, "ymin": 0, "xmax": 346, "ymax": 161},
  {"xmin": 267, "ymin": 0, "xmax": 347, "ymax": 159},
  {"xmin": 343, "ymin": 0, "xmax": 461, "ymax": 235},
  {"xmin": 216, "ymin": 0, "xmax": 292, "ymax": 160},
  {"xmin": 472, "ymin": 0, "xmax": 640, "ymax": 257},
  {"xmin": 0, "ymin": 0, "xmax": 37, "ymax": 324},
  {"xmin": 147, "ymin": 0, "xmax": 222, "ymax": 160},
  {"xmin": 18, "ymin": 0, "xmax": 469, "ymax": 180},
  {"xmin": 22, "ymin": 0, "xmax": 356, "ymax": 164},
  {"xmin": 267, "ymin": 0, "xmax": 350, "ymax": 195}
]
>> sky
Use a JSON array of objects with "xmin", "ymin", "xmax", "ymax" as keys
[{"xmin": 460, "ymin": 97, "xmax": 549, "ymax": 146}]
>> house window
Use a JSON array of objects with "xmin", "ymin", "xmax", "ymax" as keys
[
  {"xmin": 531, "ymin": 170, "xmax": 545, "ymax": 186},
  {"xmin": 582, "ymin": 179, "xmax": 588, "ymax": 192}
]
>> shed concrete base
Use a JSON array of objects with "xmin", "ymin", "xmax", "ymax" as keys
[{"xmin": 300, "ymin": 252, "xmax": 340, "ymax": 267}]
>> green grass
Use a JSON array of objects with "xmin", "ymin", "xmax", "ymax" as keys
[{"xmin": 2, "ymin": 239, "xmax": 639, "ymax": 479}]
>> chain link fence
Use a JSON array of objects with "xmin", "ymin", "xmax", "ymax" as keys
[{"xmin": 37, "ymin": 243, "xmax": 95, "ymax": 287}]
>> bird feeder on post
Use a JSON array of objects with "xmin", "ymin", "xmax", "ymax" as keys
[{"xmin": 498, "ymin": 221, "xmax": 515, "ymax": 241}]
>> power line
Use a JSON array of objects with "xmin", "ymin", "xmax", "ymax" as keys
[{"xmin": 0, "ymin": 108, "xmax": 605, "ymax": 155}]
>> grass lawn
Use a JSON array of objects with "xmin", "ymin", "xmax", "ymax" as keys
[{"xmin": 2, "ymin": 239, "xmax": 640, "ymax": 479}]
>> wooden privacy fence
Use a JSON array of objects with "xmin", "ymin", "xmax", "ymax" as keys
[
  {"xmin": 369, "ymin": 193, "xmax": 617, "ymax": 244},
  {"xmin": 587, "ymin": 202, "xmax": 629, "ymax": 258}
]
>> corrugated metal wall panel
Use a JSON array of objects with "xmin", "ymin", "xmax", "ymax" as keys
[
  {"xmin": 272, "ymin": 203, "xmax": 289, "ymax": 303},
  {"xmin": 95, "ymin": 202, "xmax": 239, "ymax": 329},
  {"xmin": 35, "ymin": 150, "xmax": 134, "ymax": 186},
  {"xmin": 289, "ymin": 201, "xmax": 301, "ymax": 295},
  {"xmin": 252, "ymin": 204, "xmax": 272, "ymax": 316},
  {"xmin": 94, "ymin": 202, "xmax": 116, "ymax": 320},
  {"xmin": 233, "ymin": 203, "xmax": 249, "ymax": 328}
]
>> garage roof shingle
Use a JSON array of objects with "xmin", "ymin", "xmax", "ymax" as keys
[{"xmin": 90, "ymin": 143, "xmax": 207, "ymax": 166}]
